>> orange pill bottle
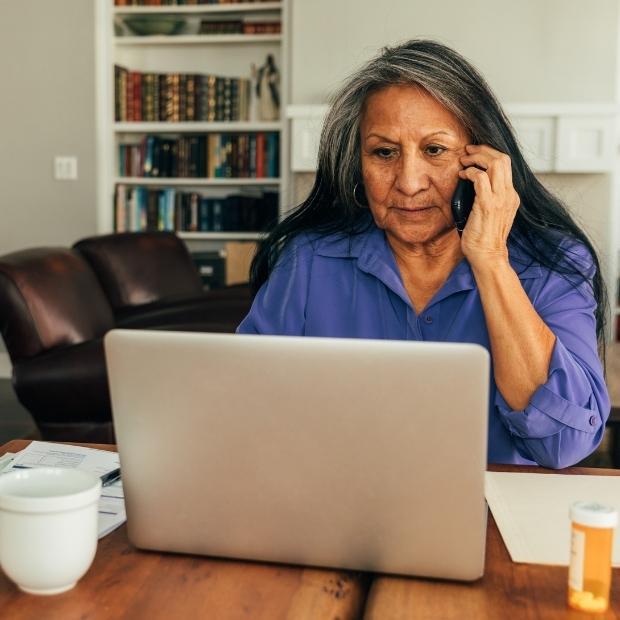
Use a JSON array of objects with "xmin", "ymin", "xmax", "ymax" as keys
[{"xmin": 568, "ymin": 501, "xmax": 617, "ymax": 613}]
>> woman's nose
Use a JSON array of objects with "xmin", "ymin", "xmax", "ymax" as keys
[{"xmin": 394, "ymin": 152, "xmax": 431, "ymax": 195}]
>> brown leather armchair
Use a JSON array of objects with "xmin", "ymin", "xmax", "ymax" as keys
[
  {"xmin": 74, "ymin": 232, "xmax": 251, "ymax": 330},
  {"xmin": 0, "ymin": 233, "xmax": 253, "ymax": 443},
  {"xmin": 0, "ymin": 248, "xmax": 116, "ymax": 442}
]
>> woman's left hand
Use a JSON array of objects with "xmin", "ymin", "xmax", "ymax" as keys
[{"xmin": 458, "ymin": 144, "xmax": 520, "ymax": 269}]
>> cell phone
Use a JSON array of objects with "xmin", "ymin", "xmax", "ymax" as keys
[{"xmin": 451, "ymin": 177, "xmax": 475, "ymax": 236}]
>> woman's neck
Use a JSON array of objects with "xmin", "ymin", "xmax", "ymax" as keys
[
  {"xmin": 386, "ymin": 230, "xmax": 465, "ymax": 314},
  {"xmin": 387, "ymin": 230, "xmax": 465, "ymax": 278}
]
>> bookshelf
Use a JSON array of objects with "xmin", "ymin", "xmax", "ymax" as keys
[{"xmin": 95, "ymin": 0, "xmax": 290, "ymax": 273}]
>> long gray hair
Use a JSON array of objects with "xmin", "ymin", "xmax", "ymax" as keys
[
  {"xmin": 321, "ymin": 40, "xmax": 508, "ymax": 211},
  {"xmin": 251, "ymin": 39, "xmax": 608, "ymax": 346}
]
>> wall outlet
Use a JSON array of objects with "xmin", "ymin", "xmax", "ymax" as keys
[{"xmin": 54, "ymin": 156, "xmax": 78, "ymax": 181}]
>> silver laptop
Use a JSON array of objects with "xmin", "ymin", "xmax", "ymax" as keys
[{"xmin": 104, "ymin": 330, "xmax": 490, "ymax": 580}]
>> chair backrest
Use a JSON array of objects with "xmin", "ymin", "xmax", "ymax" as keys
[
  {"xmin": 0, "ymin": 248, "xmax": 115, "ymax": 362},
  {"xmin": 74, "ymin": 232, "xmax": 204, "ymax": 313}
]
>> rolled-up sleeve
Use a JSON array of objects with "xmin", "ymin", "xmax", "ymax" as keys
[
  {"xmin": 236, "ymin": 234, "xmax": 313, "ymax": 335},
  {"xmin": 494, "ymin": 245, "xmax": 610, "ymax": 468}
]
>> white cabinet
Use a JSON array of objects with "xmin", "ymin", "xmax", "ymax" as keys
[
  {"xmin": 505, "ymin": 104, "xmax": 617, "ymax": 174},
  {"xmin": 555, "ymin": 116, "xmax": 616, "ymax": 173},
  {"xmin": 509, "ymin": 116, "xmax": 555, "ymax": 172}
]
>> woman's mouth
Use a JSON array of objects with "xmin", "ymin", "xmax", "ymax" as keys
[{"xmin": 392, "ymin": 205, "xmax": 435, "ymax": 217}]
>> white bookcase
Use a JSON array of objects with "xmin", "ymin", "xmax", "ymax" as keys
[{"xmin": 95, "ymin": 0, "xmax": 290, "ymax": 251}]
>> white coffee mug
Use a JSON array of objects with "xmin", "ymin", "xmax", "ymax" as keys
[{"xmin": 0, "ymin": 467, "xmax": 101, "ymax": 595}]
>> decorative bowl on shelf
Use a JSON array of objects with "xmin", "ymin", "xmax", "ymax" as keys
[{"xmin": 123, "ymin": 17, "xmax": 186, "ymax": 37}]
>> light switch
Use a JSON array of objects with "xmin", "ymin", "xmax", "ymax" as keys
[{"xmin": 54, "ymin": 156, "xmax": 78, "ymax": 180}]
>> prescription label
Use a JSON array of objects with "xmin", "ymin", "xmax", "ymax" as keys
[{"xmin": 569, "ymin": 528, "xmax": 585, "ymax": 591}]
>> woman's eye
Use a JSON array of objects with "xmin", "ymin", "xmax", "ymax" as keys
[
  {"xmin": 373, "ymin": 148, "xmax": 396, "ymax": 159},
  {"xmin": 425, "ymin": 144, "xmax": 447, "ymax": 156}
]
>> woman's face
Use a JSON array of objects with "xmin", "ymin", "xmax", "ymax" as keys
[{"xmin": 359, "ymin": 84, "xmax": 470, "ymax": 248}]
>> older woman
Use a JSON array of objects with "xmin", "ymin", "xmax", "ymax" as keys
[{"xmin": 237, "ymin": 39, "xmax": 609, "ymax": 469}]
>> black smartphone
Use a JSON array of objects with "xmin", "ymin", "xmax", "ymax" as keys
[{"xmin": 451, "ymin": 177, "xmax": 475, "ymax": 236}]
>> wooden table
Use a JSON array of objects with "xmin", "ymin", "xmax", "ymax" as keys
[
  {"xmin": 0, "ymin": 442, "xmax": 619, "ymax": 619},
  {"xmin": 0, "ymin": 440, "xmax": 369, "ymax": 619},
  {"xmin": 365, "ymin": 464, "xmax": 620, "ymax": 620}
]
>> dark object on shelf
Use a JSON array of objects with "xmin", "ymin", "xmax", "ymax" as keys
[
  {"xmin": 0, "ymin": 233, "xmax": 253, "ymax": 443},
  {"xmin": 192, "ymin": 251, "xmax": 227, "ymax": 289},
  {"xmin": 114, "ymin": 186, "xmax": 279, "ymax": 234},
  {"xmin": 199, "ymin": 20, "xmax": 243, "ymax": 35},
  {"xmin": 123, "ymin": 17, "xmax": 185, "ymax": 36}
]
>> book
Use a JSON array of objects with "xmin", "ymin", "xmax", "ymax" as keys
[
  {"xmin": 115, "ymin": 66, "xmax": 251, "ymax": 122},
  {"xmin": 118, "ymin": 132, "xmax": 278, "ymax": 180},
  {"xmin": 114, "ymin": 186, "xmax": 278, "ymax": 233}
]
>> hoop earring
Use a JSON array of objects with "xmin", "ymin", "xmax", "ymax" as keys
[{"xmin": 353, "ymin": 183, "xmax": 368, "ymax": 208}]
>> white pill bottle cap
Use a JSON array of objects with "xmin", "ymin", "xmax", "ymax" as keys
[{"xmin": 570, "ymin": 501, "xmax": 618, "ymax": 529}]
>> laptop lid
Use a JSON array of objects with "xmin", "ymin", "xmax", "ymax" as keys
[{"xmin": 105, "ymin": 330, "xmax": 490, "ymax": 580}]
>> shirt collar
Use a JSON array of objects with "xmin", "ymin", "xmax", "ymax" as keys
[{"xmin": 313, "ymin": 220, "xmax": 542, "ymax": 309}]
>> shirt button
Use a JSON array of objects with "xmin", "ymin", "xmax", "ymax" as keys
[
  {"xmin": 589, "ymin": 415, "xmax": 597, "ymax": 426},
  {"xmin": 424, "ymin": 315, "xmax": 433, "ymax": 324}
]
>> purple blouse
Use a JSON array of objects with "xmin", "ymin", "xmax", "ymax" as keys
[{"xmin": 237, "ymin": 223, "xmax": 609, "ymax": 468}]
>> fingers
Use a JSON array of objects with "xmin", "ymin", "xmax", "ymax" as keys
[
  {"xmin": 458, "ymin": 166, "xmax": 492, "ymax": 203},
  {"xmin": 458, "ymin": 168, "xmax": 520, "ymax": 222},
  {"xmin": 459, "ymin": 144, "xmax": 513, "ymax": 192}
]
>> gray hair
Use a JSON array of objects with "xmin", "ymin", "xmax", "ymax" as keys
[
  {"xmin": 318, "ymin": 39, "xmax": 517, "ymax": 211},
  {"xmin": 252, "ymin": 39, "xmax": 606, "ymax": 349}
]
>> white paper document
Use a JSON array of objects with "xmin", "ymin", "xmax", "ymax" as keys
[
  {"xmin": 11, "ymin": 441, "xmax": 119, "ymax": 477},
  {"xmin": 485, "ymin": 471, "xmax": 620, "ymax": 566},
  {"xmin": 2, "ymin": 442, "xmax": 126, "ymax": 539},
  {"xmin": 0, "ymin": 452, "xmax": 15, "ymax": 474},
  {"xmin": 97, "ymin": 479, "xmax": 126, "ymax": 539}
]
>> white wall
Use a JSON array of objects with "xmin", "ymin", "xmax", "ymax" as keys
[
  {"xmin": 538, "ymin": 174, "xmax": 612, "ymax": 257},
  {"xmin": 0, "ymin": 0, "xmax": 98, "ymax": 256},
  {"xmin": 291, "ymin": 0, "xmax": 619, "ymax": 104}
]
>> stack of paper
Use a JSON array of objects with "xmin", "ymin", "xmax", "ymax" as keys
[
  {"xmin": 1, "ymin": 441, "xmax": 126, "ymax": 539},
  {"xmin": 485, "ymin": 471, "xmax": 620, "ymax": 566},
  {"xmin": 98, "ymin": 478, "xmax": 126, "ymax": 538}
]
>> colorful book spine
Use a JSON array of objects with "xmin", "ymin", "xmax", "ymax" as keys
[
  {"xmin": 113, "ymin": 186, "xmax": 278, "ymax": 233},
  {"xmin": 114, "ymin": 66, "xmax": 251, "ymax": 122},
  {"xmin": 118, "ymin": 132, "xmax": 278, "ymax": 179}
]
